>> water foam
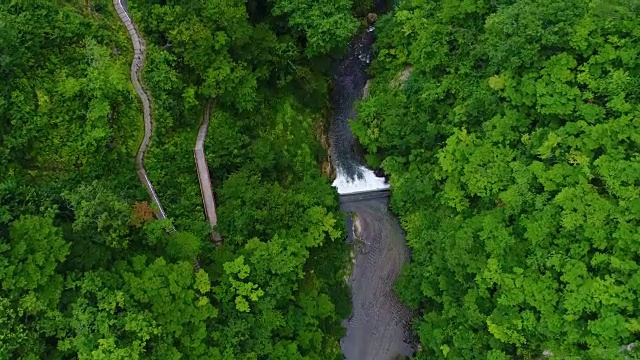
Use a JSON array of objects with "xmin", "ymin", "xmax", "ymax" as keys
[{"xmin": 332, "ymin": 166, "xmax": 390, "ymax": 194}]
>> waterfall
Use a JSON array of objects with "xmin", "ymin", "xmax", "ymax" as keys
[
  {"xmin": 333, "ymin": 167, "xmax": 389, "ymax": 194},
  {"xmin": 329, "ymin": 25, "xmax": 389, "ymax": 195}
]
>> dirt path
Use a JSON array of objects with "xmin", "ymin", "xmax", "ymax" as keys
[
  {"xmin": 113, "ymin": 0, "xmax": 168, "ymax": 220},
  {"xmin": 194, "ymin": 101, "xmax": 221, "ymax": 243},
  {"xmin": 340, "ymin": 196, "xmax": 413, "ymax": 360}
]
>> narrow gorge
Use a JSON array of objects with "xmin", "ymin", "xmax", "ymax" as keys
[{"xmin": 329, "ymin": 20, "xmax": 413, "ymax": 360}]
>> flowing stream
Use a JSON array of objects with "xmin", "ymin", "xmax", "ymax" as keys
[
  {"xmin": 330, "ymin": 24, "xmax": 413, "ymax": 360},
  {"xmin": 329, "ymin": 26, "xmax": 390, "ymax": 195}
]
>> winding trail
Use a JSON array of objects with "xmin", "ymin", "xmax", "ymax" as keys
[
  {"xmin": 194, "ymin": 101, "xmax": 221, "ymax": 244},
  {"xmin": 113, "ymin": 0, "xmax": 168, "ymax": 220}
]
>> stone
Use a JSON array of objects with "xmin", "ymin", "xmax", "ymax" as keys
[{"xmin": 367, "ymin": 12, "xmax": 378, "ymax": 24}]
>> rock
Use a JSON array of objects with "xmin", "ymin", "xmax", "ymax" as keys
[
  {"xmin": 367, "ymin": 13, "xmax": 378, "ymax": 24},
  {"xmin": 322, "ymin": 159, "xmax": 336, "ymax": 180},
  {"xmin": 373, "ymin": 167, "xmax": 386, "ymax": 178},
  {"xmin": 362, "ymin": 80, "xmax": 371, "ymax": 99},
  {"xmin": 391, "ymin": 66, "xmax": 414, "ymax": 88},
  {"xmin": 352, "ymin": 213, "xmax": 362, "ymax": 239}
]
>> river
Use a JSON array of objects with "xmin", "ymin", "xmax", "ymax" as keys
[{"xmin": 329, "ymin": 21, "xmax": 414, "ymax": 360}]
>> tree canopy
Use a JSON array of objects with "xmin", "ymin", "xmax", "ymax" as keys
[
  {"xmin": 0, "ymin": 0, "xmax": 362, "ymax": 358},
  {"xmin": 354, "ymin": 0, "xmax": 640, "ymax": 358}
]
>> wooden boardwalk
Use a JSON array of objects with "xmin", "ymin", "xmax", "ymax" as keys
[
  {"xmin": 113, "ymin": 0, "xmax": 170, "ymax": 222},
  {"xmin": 195, "ymin": 101, "xmax": 221, "ymax": 243},
  {"xmin": 115, "ymin": 0, "xmax": 217, "ymax": 241}
]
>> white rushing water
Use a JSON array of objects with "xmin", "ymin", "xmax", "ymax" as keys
[{"xmin": 332, "ymin": 166, "xmax": 390, "ymax": 194}]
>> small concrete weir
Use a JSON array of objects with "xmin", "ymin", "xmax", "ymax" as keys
[
  {"xmin": 329, "ymin": 20, "xmax": 413, "ymax": 360},
  {"xmin": 339, "ymin": 188, "xmax": 391, "ymax": 206}
]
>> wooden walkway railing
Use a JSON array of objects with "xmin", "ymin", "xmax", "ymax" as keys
[
  {"xmin": 113, "ymin": 0, "xmax": 170, "ymax": 223},
  {"xmin": 115, "ymin": 0, "xmax": 217, "ymax": 240},
  {"xmin": 194, "ymin": 101, "xmax": 222, "ymax": 243}
]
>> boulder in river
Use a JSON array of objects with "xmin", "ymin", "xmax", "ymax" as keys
[{"xmin": 367, "ymin": 12, "xmax": 378, "ymax": 24}]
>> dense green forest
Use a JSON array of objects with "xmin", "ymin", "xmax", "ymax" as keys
[
  {"xmin": 354, "ymin": 0, "xmax": 640, "ymax": 359},
  {"xmin": 5, "ymin": 0, "xmax": 640, "ymax": 359},
  {"xmin": 0, "ymin": 0, "xmax": 364, "ymax": 358}
]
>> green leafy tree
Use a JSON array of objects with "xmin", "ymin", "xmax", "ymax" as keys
[
  {"xmin": 0, "ymin": 216, "xmax": 69, "ymax": 358},
  {"xmin": 271, "ymin": 0, "xmax": 359, "ymax": 56},
  {"xmin": 59, "ymin": 256, "xmax": 218, "ymax": 359},
  {"xmin": 64, "ymin": 181, "xmax": 132, "ymax": 249},
  {"xmin": 355, "ymin": 0, "xmax": 640, "ymax": 358},
  {"xmin": 1, "ymin": 0, "xmax": 354, "ymax": 358}
]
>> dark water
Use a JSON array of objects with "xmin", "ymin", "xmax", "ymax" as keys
[{"xmin": 329, "ymin": 27, "xmax": 375, "ymax": 180}]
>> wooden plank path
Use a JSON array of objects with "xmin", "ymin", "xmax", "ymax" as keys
[
  {"xmin": 113, "ymin": 0, "xmax": 170, "ymax": 222},
  {"xmin": 194, "ymin": 101, "xmax": 222, "ymax": 244}
]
